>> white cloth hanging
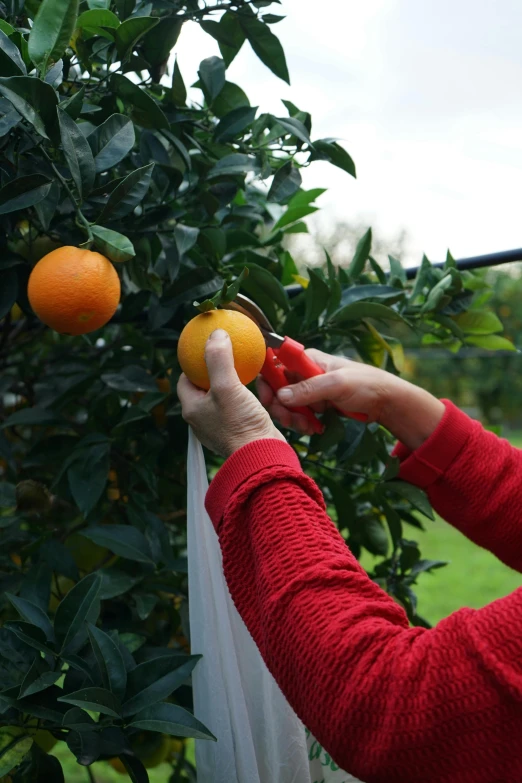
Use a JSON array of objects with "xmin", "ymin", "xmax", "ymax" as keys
[{"xmin": 187, "ymin": 430, "xmax": 360, "ymax": 783}]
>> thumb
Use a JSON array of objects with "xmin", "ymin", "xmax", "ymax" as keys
[
  {"xmin": 277, "ymin": 370, "xmax": 347, "ymax": 407},
  {"xmin": 205, "ymin": 329, "xmax": 240, "ymax": 392}
]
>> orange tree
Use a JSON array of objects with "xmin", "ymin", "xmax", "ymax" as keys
[{"xmin": 0, "ymin": 1, "xmax": 512, "ymax": 780}]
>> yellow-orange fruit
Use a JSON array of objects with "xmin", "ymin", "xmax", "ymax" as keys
[
  {"xmin": 177, "ymin": 309, "xmax": 266, "ymax": 390},
  {"xmin": 27, "ymin": 247, "xmax": 120, "ymax": 335}
]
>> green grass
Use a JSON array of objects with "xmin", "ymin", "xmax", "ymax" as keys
[{"xmin": 52, "ymin": 740, "xmax": 196, "ymax": 782}]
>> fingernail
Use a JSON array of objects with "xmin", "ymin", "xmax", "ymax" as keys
[
  {"xmin": 209, "ymin": 329, "xmax": 228, "ymax": 342},
  {"xmin": 278, "ymin": 388, "xmax": 293, "ymax": 402}
]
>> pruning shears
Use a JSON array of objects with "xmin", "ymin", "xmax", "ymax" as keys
[{"xmin": 224, "ymin": 294, "xmax": 368, "ymax": 434}]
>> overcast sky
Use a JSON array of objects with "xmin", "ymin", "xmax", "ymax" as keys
[{"xmin": 174, "ymin": 0, "xmax": 522, "ymax": 267}]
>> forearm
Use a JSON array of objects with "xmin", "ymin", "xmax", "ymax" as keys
[
  {"xmin": 206, "ymin": 445, "xmax": 522, "ymax": 782},
  {"xmin": 380, "ymin": 377, "xmax": 445, "ymax": 451},
  {"xmin": 394, "ymin": 401, "xmax": 522, "ymax": 572}
]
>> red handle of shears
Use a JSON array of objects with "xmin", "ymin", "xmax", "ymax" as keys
[
  {"xmin": 262, "ymin": 349, "xmax": 324, "ymax": 434},
  {"xmin": 277, "ymin": 337, "xmax": 368, "ymax": 423}
]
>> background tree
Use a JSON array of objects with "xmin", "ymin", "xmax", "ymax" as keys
[{"xmin": 0, "ymin": 1, "xmax": 512, "ymax": 780}]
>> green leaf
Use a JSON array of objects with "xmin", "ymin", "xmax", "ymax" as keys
[
  {"xmin": 466, "ymin": 334, "xmax": 517, "ymax": 352},
  {"xmin": 111, "ymin": 73, "xmax": 169, "ymax": 131},
  {"xmin": 114, "ymin": 16, "xmax": 159, "ymax": 61},
  {"xmin": 208, "ymin": 153, "xmax": 259, "ymax": 179},
  {"xmin": 219, "ymin": 266, "xmax": 248, "ymax": 305},
  {"xmin": 142, "ymin": 17, "xmax": 182, "ymax": 67},
  {"xmin": 5, "ymin": 622, "xmax": 56, "ymax": 656},
  {"xmin": 304, "ymin": 267, "xmax": 330, "ymax": 325},
  {"xmin": 214, "ymin": 105, "xmax": 257, "ymax": 142},
  {"xmin": 87, "ymin": 113, "xmax": 135, "ymax": 173},
  {"xmin": 91, "ymin": 225, "xmax": 135, "ymax": 263},
  {"xmin": 453, "ymin": 310, "xmax": 503, "ymax": 335},
  {"xmin": 99, "ymin": 162, "xmax": 154, "ymax": 222},
  {"xmin": 80, "ymin": 525, "xmax": 155, "ymax": 564},
  {"xmin": 99, "ymin": 568, "xmax": 137, "ymax": 600},
  {"xmin": 241, "ymin": 261, "xmax": 288, "ymax": 312},
  {"xmin": 58, "ymin": 686, "xmax": 122, "ymax": 718},
  {"xmin": 0, "ymin": 76, "xmax": 58, "ymax": 139},
  {"xmin": 288, "ymin": 187, "xmax": 326, "ymax": 208},
  {"xmin": 171, "ymin": 57, "xmax": 186, "ymax": 106},
  {"xmin": 57, "ymin": 108, "xmax": 95, "ymax": 198},
  {"xmin": 212, "ymin": 80, "xmax": 250, "ymax": 118},
  {"xmin": 54, "ymin": 572, "xmax": 102, "ymax": 652},
  {"xmin": 28, "ymin": 0, "xmax": 79, "ymax": 74},
  {"xmin": 76, "ymin": 8, "xmax": 120, "ymax": 30},
  {"xmin": 268, "ymin": 161, "xmax": 302, "ymax": 203},
  {"xmin": 273, "ymin": 115, "xmax": 311, "ymax": 146},
  {"xmin": 349, "ymin": 228, "xmax": 372, "ymax": 278},
  {"xmin": 60, "ymin": 85, "xmax": 85, "ymax": 120},
  {"xmin": 339, "ymin": 283, "xmax": 405, "ymax": 308},
  {"xmin": 385, "ymin": 480, "xmax": 434, "ymax": 520},
  {"xmin": 62, "ymin": 707, "xmax": 97, "ymax": 730},
  {"xmin": 65, "ymin": 729, "xmax": 100, "ymax": 766},
  {"xmin": 310, "ymin": 139, "xmax": 356, "ymax": 177},
  {"xmin": 362, "ymin": 517, "xmax": 389, "ymax": 556},
  {"xmin": 33, "ymin": 181, "xmax": 60, "ymax": 229},
  {"xmin": 0, "ymin": 104, "xmax": 20, "ymax": 137},
  {"xmin": 240, "ymin": 16, "xmax": 289, "ymax": 83},
  {"xmin": 67, "ymin": 441, "xmax": 110, "ymax": 516},
  {"xmin": 0, "ymin": 174, "xmax": 52, "ymax": 215},
  {"xmin": 130, "ymin": 702, "xmax": 216, "ymax": 741},
  {"xmin": 5, "ymin": 593, "xmax": 54, "ymax": 642},
  {"xmin": 20, "ymin": 663, "xmax": 62, "ymax": 698},
  {"xmin": 0, "ymin": 727, "xmax": 32, "ymax": 777},
  {"xmin": 1, "ymin": 406, "xmax": 63, "ymax": 428},
  {"xmin": 174, "ymin": 224, "xmax": 199, "ymax": 259},
  {"xmin": 88, "ymin": 624, "xmax": 127, "ymax": 700},
  {"xmin": 388, "ymin": 254, "xmax": 406, "ymax": 284},
  {"xmin": 198, "ymin": 55, "xmax": 226, "ymax": 102},
  {"xmin": 0, "ymin": 29, "xmax": 27, "ymax": 76},
  {"xmin": 201, "ymin": 11, "xmax": 245, "ymax": 67},
  {"xmin": 0, "ymin": 22, "xmax": 15, "ymax": 36},
  {"xmin": 331, "ymin": 301, "xmax": 405, "ymax": 325},
  {"xmin": 122, "ymin": 655, "xmax": 201, "ymax": 717},
  {"xmin": 273, "ymin": 203, "xmax": 318, "ymax": 230},
  {"xmin": 101, "ymin": 365, "xmax": 157, "ymax": 392}
]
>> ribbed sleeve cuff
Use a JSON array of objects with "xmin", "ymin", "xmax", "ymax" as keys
[
  {"xmin": 205, "ymin": 439, "xmax": 302, "ymax": 527},
  {"xmin": 392, "ymin": 400, "xmax": 473, "ymax": 488}
]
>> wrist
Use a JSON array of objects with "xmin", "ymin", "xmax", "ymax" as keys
[
  {"xmin": 223, "ymin": 427, "xmax": 286, "ymax": 459},
  {"xmin": 380, "ymin": 378, "xmax": 445, "ymax": 451}
]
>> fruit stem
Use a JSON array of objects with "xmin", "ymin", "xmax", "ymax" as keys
[{"xmin": 37, "ymin": 142, "xmax": 94, "ymax": 243}]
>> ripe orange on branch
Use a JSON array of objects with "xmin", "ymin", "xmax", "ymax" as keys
[
  {"xmin": 27, "ymin": 246, "xmax": 120, "ymax": 335},
  {"xmin": 177, "ymin": 309, "xmax": 266, "ymax": 390}
]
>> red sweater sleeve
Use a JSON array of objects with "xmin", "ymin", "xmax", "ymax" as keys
[
  {"xmin": 394, "ymin": 399, "xmax": 522, "ymax": 572},
  {"xmin": 206, "ymin": 439, "xmax": 522, "ymax": 783}
]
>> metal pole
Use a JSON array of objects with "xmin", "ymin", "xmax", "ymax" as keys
[
  {"xmin": 285, "ymin": 248, "xmax": 522, "ymax": 297},
  {"xmin": 405, "ymin": 247, "xmax": 522, "ymax": 279}
]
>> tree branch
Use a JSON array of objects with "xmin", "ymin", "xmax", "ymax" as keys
[{"xmin": 37, "ymin": 144, "xmax": 93, "ymax": 243}]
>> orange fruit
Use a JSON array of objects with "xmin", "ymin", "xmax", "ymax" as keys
[
  {"xmin": 27, "ymin": 246, "xmax": 120, "ymax": 335},
  {"xmin": 177, "ymin": 309, "xmax": 266, "ymax": 390}
]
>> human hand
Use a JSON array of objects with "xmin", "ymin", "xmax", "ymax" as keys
[
  {"xmin": 177, "ymin": 329, "xmax": 286, "ymax": 459},
  {"xmin": 257, "ymin": 348, "xmax": 445, "ymax": 451}
]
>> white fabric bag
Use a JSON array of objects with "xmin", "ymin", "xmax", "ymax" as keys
[{"xmin": 187, "ymin": 430, "xmax": 360, "ymax": 783}]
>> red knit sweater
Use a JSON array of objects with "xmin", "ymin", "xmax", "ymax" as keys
[{"xmin": 205, "ymin": 401, "xmax": 522, "ymax": 783}]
